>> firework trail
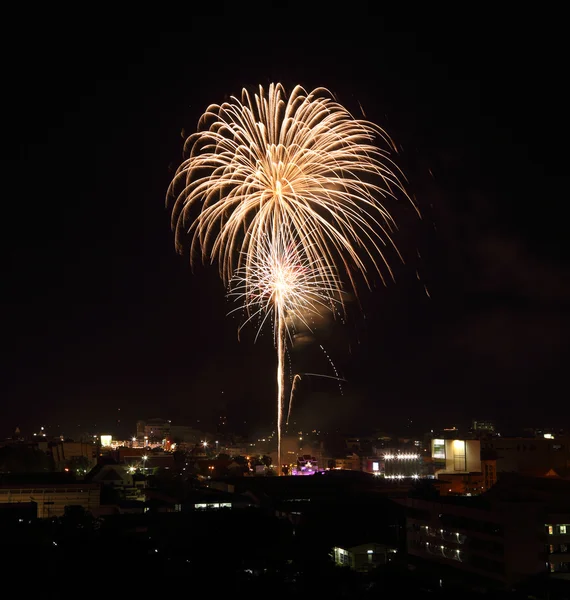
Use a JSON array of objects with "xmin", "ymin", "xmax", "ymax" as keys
[
  {"xmin": 227, "ymin": 231, "xmax": 343, "ymax": 468},
  {"xmin": 285, "ymin": 372, "xmax": 348, "ymax": 426},
  {"xmin": 167, "ymin": 83, "xmax": 414, "ymax": 472}
]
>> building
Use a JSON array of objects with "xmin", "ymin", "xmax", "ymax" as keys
[
  {"xmin": 216, "ymin": 444, "xmax": 246, "ymax": 457},
  {"xmin": 547, "ymin": 519, "xmax": 570, "ymax": 576},
  {"xmin": 471, "ymin": 420, "xmax": 496, "ymax": 437},
  {"xmin": 405, "ymin": 474, "xmax": 570, "ymax": 590},
  {"xmin": 0, "ymin": 476, "xmax": 100, "ymax": 518},
  {"xmin": 136, "ymin": 418, "xmax": 171, "ymax": 443},
  {"xmin": 435, "ymin": 449, "xmax": 497, "ymax": 496},
  {"xmin": 481, "ymin": 436, "xmax": 570, "ymax": 476},
  {"xmin": 280, "ymin": 435, "xmax": 303, "ymax": 468},
  {"xmin": 344, "ymin": 437, "xmax": 374, "ymax": 454},
  {"xmin": 335, "ymin": 453, "xmax": 361, "ymax": 471},
  {"xmin": 429, "ymin": 438, "xmax": 490, "ymax": 494},
  {"xmin": 86, "ymin": 463, "xmax": 133, "ymax": 487},
  {"xmin": 332, "ymin": 542, "xmax": 397, "ymax": 572},
  {"xmin": 85, "ymin": 463, "xmax": 146, "ymax": 502},
  {"xmin": 431, "ymin": 438, "xmax": 481, "ymax": 475},
  {"xmin": 482, "ymin": 454, "xmax": 498, "ymax": 491}
]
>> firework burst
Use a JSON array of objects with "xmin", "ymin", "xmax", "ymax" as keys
[
  {"xmin": 167, "ymin": 83, "xmax": 415, "ymax": 472},
  {"xmin": 227, "ymin": 231, "xmax": 343, "ymax": 344}
]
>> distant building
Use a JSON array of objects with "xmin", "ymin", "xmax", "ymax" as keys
[
  {"xmin": 87, "ymin": 463, "xmax": 133, "ymax": 487},
  {"xmin": 280, "ymin": 435, "xmax": 303, "ymax": 467},
  {"xmin": 431, "ymin": 438, "xmax": 481, "ymax": 475},
  {"xmin": 335, "ymin": 454, "xmax": 361, "ymax": 471},
  {"xmin": 50, "ymin": 441, "xmax": 97, "ymax": 472},
  {"xmin": 428, "ymin": 438, "xmax": 490, "ymax": 495},
  {"xmin": 481, "ymin": 436, "xmax": 570, "ymax": 476},
  {"xmin": 471, "ymin": 420, "xmax": 496, "ymax": 437},
  {"xmin": 136, "ymin": 418, "xmax": 170, "ymax": 443},
  {"xmin": 85, "ymin": 463, "xmax": 145, "ymax": 501},
  {"xmin": 344, "ymin": 437, "xmax": 373, "ymax": 454},
  {"xmin": 218, "ymin": 443, "xmax": 250, "ymax": 457}
]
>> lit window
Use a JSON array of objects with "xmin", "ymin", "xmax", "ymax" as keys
[
  {"xmin": 548, "ymin": 525, "xmax": 553, "ymax": 535},
  {"xmin": 560, "ymin": 525, "xmax": 567, "ymax": 534}
]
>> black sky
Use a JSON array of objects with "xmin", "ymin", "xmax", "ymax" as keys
[{"xmin": 2, "ymin": 9, "xmax": 568, "ymax": 438}]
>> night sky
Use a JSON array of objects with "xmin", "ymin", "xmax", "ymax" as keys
[{"xmin": 2, "ymin": 10, "xmax": 568, "ymax": 439}]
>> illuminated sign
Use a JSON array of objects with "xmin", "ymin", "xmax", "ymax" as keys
[{"xmin": 100, "ymin": 435, "xmax": 112, "ymax": 447}]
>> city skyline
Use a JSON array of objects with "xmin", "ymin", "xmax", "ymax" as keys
[{"xmin": 3, "ymin": 14, "xmax": 569, "ymax": 438}]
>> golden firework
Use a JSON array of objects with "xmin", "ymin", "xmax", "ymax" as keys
[{"xmin": 167, "ymin": 83, "xmax": 415, "ymax": 473}]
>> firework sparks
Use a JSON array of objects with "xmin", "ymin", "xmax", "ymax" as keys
[
  {"xmin": 167, "ymin": 83, "xmax": 415, "ymax": 473},
  {"xmin": 227, "ymin": 232, "xmax": 343, "ymax": 344}
]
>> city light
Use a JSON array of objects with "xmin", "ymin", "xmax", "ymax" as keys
[{"xmin": 383, "ymin": 453, "xmax": 420, "ymax": 460}]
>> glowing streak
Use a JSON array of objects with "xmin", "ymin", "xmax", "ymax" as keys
[
  {"xmin": 277, "ymin": 306, "xmax": 285, "ymax": 474},
  {"xmin": 286, "ymin": 374, "xmax": 302, "ymax": 426}
]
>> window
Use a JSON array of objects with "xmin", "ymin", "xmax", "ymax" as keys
[
  {"xmin": 433, "ymin": 440, "xmax": 445, "ymax": 459},
  {"xmin": 548, "ymin": 525, "xmax": 554, "ymax": 535},
  {"xmin": 452, "ymin": 440, "xmax": 466, "ymax": 471},
  {"xmin": 560, "ymin": 525, "xmax": 567, "ymax": 534}
]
